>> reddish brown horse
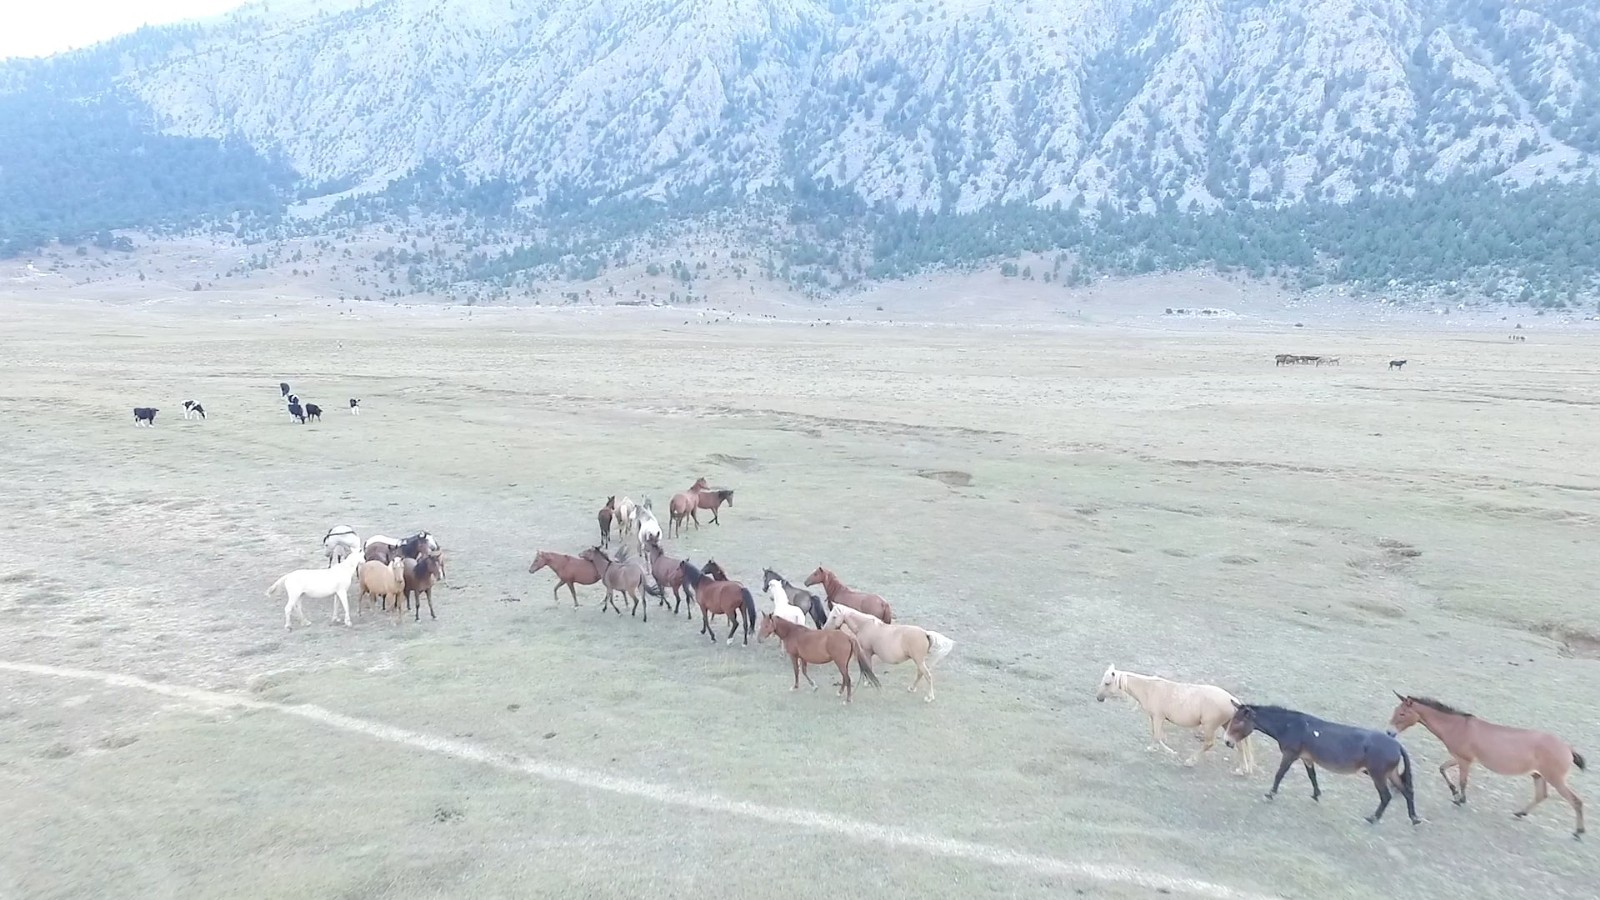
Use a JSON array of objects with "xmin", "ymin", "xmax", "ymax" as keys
[
  {"xmin": 528, "ymin": 550, "xmax": 600, "ymax": 607},
  {"xmin": 643, "ymin": 541, "xmax": 691, "ymax": 618},
  {"xmin": 805, "ymin": 566, "xmax": 893, "ymax": 623},
  {"xmin": 681, "ymin": 560, "xmax": 757, "ymax": 645},
  {"xmin": 669, "ymin": 482, "xmax": 735, "ymax": 536},
  {"xmin": 598, "ymin": 496, "xmax": 615, "ymax": 548},
  {"xmin": 759, "ymin": 615, "xmax": 879, "ymax": 703}
]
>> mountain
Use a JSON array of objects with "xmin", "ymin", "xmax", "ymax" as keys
[{"xmin": 3, "ymin": 0, "xmax": 1600, "ymax": 302}]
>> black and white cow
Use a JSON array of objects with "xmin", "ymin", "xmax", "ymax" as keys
[
  {"xmin": 182, "ymin": 400, "xmax": 206, "ymax": 420},
  {"xmin": 287, "ymin": 398, "xmax": 306, "ymax": 424},
  {"xmin": 349, "ymin": 398, "xmax": 361, "ymax": 415},
  {"xmin": 133, "ymin": 407, "xmax": 158, "ymax": 427}
]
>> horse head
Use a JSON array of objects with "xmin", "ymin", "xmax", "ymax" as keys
[
  {"xmin": 1386, "ymin": 693, "xmax": 1421, "ymax": 736},
  {"xmin": 528, "ymin": 553, "xmax": 548, "ymax": 574},
  {"xmin": 803, "ymin": 566, "xmax": 827, "ymax": 588},
  {"xmin": 1223, "ymin": 705, "xmax": 1257, "ymax": 748},
  {"xmin": 1094, "ymin": 664, "xmax": 1119, "ymax": 702}
]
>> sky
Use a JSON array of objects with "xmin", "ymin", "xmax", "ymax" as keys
[{"xmin": 0, "ymin": 0, "xmax": 253, "ymax": 60}]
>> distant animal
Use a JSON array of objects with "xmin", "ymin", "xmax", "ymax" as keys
[
  {"xmin": 635, "ymin": 500, "xmax": 662, "ymax": 547},
  {"xmin": 643, "ymin": 540, "xmax": 690, "ymax": 617},
  {"xmin": 1296, "ymin": 355, "xmax": 1321, "ymax": 365},
  {"xmin": 280, "ymin": 382, "xmax": 291, "ymax": 397},
  {"xmin": 182, "ymin": 400, "xmax": 206, "ymax": 420},
  {"xmin": 357, "ymin": 557, "xmax": 407, "ymax": 619},
  {"xmin": 304, "ymin": 403, "xmax": 323, "ymax": 422},
  {"xmin": 824, "ymin": 603, "xmax": 953, "ymax": 702},
  {"xmin": 580, "ymin": 547, "xmax": 660, "ymax": 622},
  {"xmin": 1389, "ymin": 359, "xmax": 1407, "ymax": 370},
  {"xmin": 759, "ymin": 614, "xmax": 878, "ymax": 704},
  {"xmin": 287, "ymin": 394, "xmax": 299, "ymax": 405},
  {"xmin": 266, "ymin": 553, "xmax": 361, "ymax": 630},
  {"xmin": 761, "ymin": 568, "xmax": 827, "ymax": 627},
  {"xmin": 322, "ymin": 525, "xmax": 360, "ymax": 566},
  {"xmin": 680, "ymin": 559, "xmax": 757, "ymax": 645},
  {"xmin": 287, "ymin": 400, "xmax": 306, "ymax": 423},
  {"xmin": 402, "ymin": 554, "xmax": 445, "ymax": 622},
  {"xmin": 615, "ymin": 496, "xmax": 639, "ymax": 539},
  {"xmin": 804, "ymin": 566, "xmax": 893, "ymax": 623},
  {"xmin": 689, "ymin": 488, "xmax": 736, "ymax": 532},
  {"xmin": 764, "ymin": 578, "xmax": 810, "ymax": 628},
  {"xmin": 132, "ymin": 407, "xmax": 158, "ymax": 427},
  {"xmin": 1315, "ymin": 357, "xmax": 1340, "ymax": 366},
  {"xmin": 1509, "ymin": 334, "xmax": 1526, "ymax": 342},
  {"xmin": 1225, "ymin": 704, "xmax": 1420, "ymax": 826},
  {"xmin": 1095, "ymin": 665, "xmax": 1254, "ymax": 773},
  {"xmin": 1388, "ymin": 693, "xmax": 1584, "ymax": 838},
  {"xmin": 528, "ymin": 550, "xmax": 602, "ymax": 607},
  {"xmin": 598, "ymin": 496, "xmax": 615, "ymax": 548},
  {"xmin": 1274, "ymin": 354, "xmax": 1296, "ymax": 366},
  {"xmin": 349, "ymin": 398, "xmax": 361, "ymax": 414}
]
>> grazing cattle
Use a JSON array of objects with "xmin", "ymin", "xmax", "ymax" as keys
[
  {"xmin": 132, "ymin": 407, "xmax": 158, "ymax": 427},
  {"xmin": 280, "ymin": 382, "xmax": 292, "ymax": 397},
  {"xmin": 305, "ymin": 403, "xmax": 323, "ymax": 422},
  {"xmin": 349, "ymin": 398, "xmax": 361, "ymax": 414},
  {"xmin": 1389, "ymin": 359, "xmax": 1408, "ymax": 370},
  {"xmin": 287, "ymin": 400, "xmax": 306, "ymax": 423},
  {"xmin": 182, "ymin": 400, "xmax": 206, "ymax": 419}
]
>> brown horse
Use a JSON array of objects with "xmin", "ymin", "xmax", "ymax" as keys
[
  {"xmin": 528, "ymin": 550, "xmax": 601, "ymax": 607},
  {"xmin": 402, "ymin": 554, "xmax": 444, "ymax": 622},
  {"xmin": 759, "ymin": 615, "xmax": 879, "ymax": 703},
  {"xmin": 1388, "ymin": 694, "xmax": 1586, "ymax": 838},
  {"xmin": 643, "ymin": 540, "xmax": 691, "ymax": 618},
  {"xmin": 681, "ymin": 560, "xmax": 756, "ymax": 645},
  {"xmin": 580, "ymin": 547, "xmax": 659, "ymax": 622},
  {"xmin": 598, "ymin": 496, "xmax": 615, "ymax": 548},
  {"xmin": 804, "ymin": 566, "xmax": 893, "ymax": 623}
]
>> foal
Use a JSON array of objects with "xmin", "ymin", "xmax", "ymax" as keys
[
  {"xmin": 1388, "ymin": 694, "xmax": 1585, "ymax": 838},
  {"xmin": 1227, "ymin": 704, "xmax": 1420, "ymax": 826}
]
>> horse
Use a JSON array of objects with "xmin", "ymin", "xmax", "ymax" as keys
[
  {"xmin": 764, "ymin": 578, "xmax": 809, "ymax": 628},
  {"xmin": 580, "ymin": 547, "xmax": 660, "ymax": 622},
  {"xmin": 804, "ymin": 567, "xmax": 893, "ymax": 623},
  {"xmin": 1316, "ymin": 356, "xmax": 1340, "ymax": 366},
  {"xmin": 643, "ymin": 540, "xmax": 691, "ymax": 617},
  {"xmin": 761, "ymin": 569, "xmax": 827, "ymax": 627},
  {"xmin": 598, "ymin": 496, "xmax": 615, "ymax": 548},
  {"xmin": 1388, "ymin": 693, "xmax": 1585, "ymax": 838},
  {"xmin": 402, "ymin": 554, "xmax": 445, "ymax": 622},
  {"xmin": 528, "ymin": 550, "xmax": 602, "ymax": 607},
  {"xmin": 364, "ymin": 538, "xmax": 401, "ymax": 564},
  {"xmin": 823, "ymin": 604, "xmax": 952, "ymax": 702},
  {"xmin": 1389, "ymin": 359, "xmax": 1407, "ymax": 370},
  {"xmin": 1225, "ymin": 704, "xmax": 1420, "ymax": 826},
  {"xmin": 322, "ymin": 525, "xmax": 360, "ymax": 566},
  {"xmin": 1094, "ymin": 665, "xmax": 1254, "ymax": 773},
  {"xmin": 759, "ymin": 615, "xmax": 878, "ymax": 704},
  {"xmin": 357, "ymin": 557, "xmax": 407, "ymax": 620},
  {"xmin": 680, "ymin": 560, "xmax": 756, "ymax": 645},
  {"xmin": 1274, "ymin": 354, "xmax": 1295, "ymax": 366},
  {"xmin": 1295, "ymin": 355, "xmax": 1321, "ymax": 365},
  {"xmin": 614, "ymin": 497, "xmax": 639, "ymax": 539},
  {"xmin": 689, "ymin": 488, "xmax": 735, "ymax": 529},
  {"xmin": 266, "ymin": 553, "xmax": 362, "ymax": 630},
  {"xmin": 397, "ymin": 532, "xmax": 438, "ymax": 559},
  {"xmin": 635, "ymin": 501, "xmax": 662, "ymax": 547},
  {"xmin": 668, "ymin": 490, "xmax": 698, "ymax": 538}
]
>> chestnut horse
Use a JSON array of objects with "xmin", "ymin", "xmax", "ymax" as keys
[
  {"xmin": 804, "ymin": 567, "xmax": 893, "ymax": 623},
  {"xmin": 681, "ymin": 560, "xmax": 756, "ymax": 645},
  {"xmin": 527, "ymin": 550, "xmax": 600, "ymax": 607},
  {"xmin": 759, "ymin": 615, "xmax": 879, "ymax": 703},
  {"xmin": 1388, "ymin": 693, "xmax": 1585, "ymax": 838},
  {"xmin": 598, "ymin": 496, "xmax": 615, "ymax": 548}
]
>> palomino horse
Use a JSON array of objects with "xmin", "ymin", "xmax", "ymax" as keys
[
  {"xmin": 266, "ymin": 553, "xmax": 362, "ymax": 630},
  {"xmin": 580, "ymin": 547, "xmax": 661, "ymax": 622},
  {"xmin": 643, "ymin": 540, "xmax": 691, "ymax": 618},
  {"xmin": 680, "ymin": 560, "xmax": 757, "ymax": 645},
  {"xmin": 1095, "ymin": 665, "xmax": 1254, "ymax": 773},
  {"xmin": 598, "ymin": 496, "xmax": 615, "ymax": 548},
  {"xmin": 761, "ymin": 569, "xmax": 827, "ymax": 627},
  {"xmin": 764, "ymin": 578, "xmax": 810, "ymax": 628},
  {"xmin": 759, "ymin": 615, "xmax": 879, "ymax": 703},
  {"xmin": 323, "ymin": 526, "xmax": 360, "ymax": 566},
  {"xmin": 1388, "ymin": 693, "xmax": 1585, "ymax": 837},
  {"xmin": 615, "ymin": 497, "xmax": 639, "ymax": 540},
  {"xmin": 1226, "ymin": 704, "xmax": 1420, "ymax": 826},
  {"xmin": 527, "ymin": 550, "xmax": 601, "ymax": 607},
  {"xmin": 804, "ymin": 567, "xmax": 893, "ymax": 623},
  {"xmin": 402, "ymin": 554, "xmax": 445, "ymax": 622},
  {"xmin": 824, "ymin": 604, "xmax": 953, "ymax": 702},
  {"xmin": 357, "ymin": 558, "xmax": 407, "ymax": 621}
]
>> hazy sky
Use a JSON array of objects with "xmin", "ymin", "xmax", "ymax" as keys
[{"xmin": 1, "ymin": 0, "xmax": 252, "ymax": 60}]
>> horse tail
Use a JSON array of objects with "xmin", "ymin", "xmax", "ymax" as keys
[
  {"xmin": 265, "ymin": 575, "xmax": 288, "ymax": 598},
  {"xmin": 644, "ymin": 569, "xmax": 665, "ymax": 599},
  {"xmin": 1573, "ymin": 750, "xmax": 1587, "ymax": 771},
  {"xmin": 880, "ymin": 600, "xmax": 893, "ymax": 624},
  {"xmin": 807, "ymin": 595, "xmax": 827, "ymax": 628},
  {"xmin": 848, "ymin": 633, "xmax": 881, "ymax": 688},
  {"xmin": 741, "ymin": 587, "xmax": 756, "ymax": 632},
  {"xmin": 926, "ymin": 631, "xmax": 955, "ymax": 668},
  {"xmin": 1398, "ymin": 743, "xmax": 1416, "ymax": 796}
]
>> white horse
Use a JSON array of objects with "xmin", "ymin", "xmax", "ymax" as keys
[
  {"xmin": 323, "ymin": 526, "xmax": 360, "ymax": 566},
  {"xmin": 1094, "ymin": 664, "xmax": 1255, "ymax": 774},
  {"xmin": 265, "ymin": 553, "xmax": 362, "ymax": 630},
  {"xmin": 635, "ymin": 500, "xmax": 662, "ymax": 547},
  {"xmin": 765, "ymin": 578, "xmax": 809, "ymax": 628}
]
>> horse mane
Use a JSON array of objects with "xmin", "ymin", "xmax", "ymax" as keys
[
  {"xmin": 715, "ymin": 489, "xmax": 734, "ymax": 500},
  {"xmin": 1409, "ymin": 696, "xmax": 1474, "ymax": 718}
]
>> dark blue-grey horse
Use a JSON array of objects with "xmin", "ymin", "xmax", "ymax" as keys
[{"xmin": 1225, "ymin": 704, "xmax": 1421, "ymax": 826}]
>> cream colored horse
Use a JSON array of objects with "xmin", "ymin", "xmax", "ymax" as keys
[
  {"xmin": 1095, "ymin": 664, "xmax": 1254, "ymax": 774},
  {"xmin": 822, "ymin": 604, "xmax": 954, "ymax": 702}
]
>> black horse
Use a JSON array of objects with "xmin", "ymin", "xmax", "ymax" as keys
[{"xmin": 1226, "ymin": 704, "xmax": 1420, "ymax": 826}]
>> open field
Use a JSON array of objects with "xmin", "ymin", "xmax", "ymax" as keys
[{"xmin": 0, "ymin": 295, "xmax": 1596, "ymax": 899}]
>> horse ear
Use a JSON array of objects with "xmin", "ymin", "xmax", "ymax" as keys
[
  {"xmin": 1393, "ymin": 691, "xmax": 1407, "ymax": 702},
  {"xmin": 1230, "ymin": 699, "xmax": 1240, "ymax": 710}
]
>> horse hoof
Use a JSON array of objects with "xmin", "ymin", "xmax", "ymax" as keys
[
  {"xmin": 1452, "ymin": 798, "xmax": 1466, "ymax": 807},
  {"xmin": 1366, "ymin": 816, "xmax": 1378, "ymax": 825},
  {"xmin": 1513, "ymin": 812, "xmax": 1528, "ymax": 819},
  {"xmin": 1183, "ymin": 759, "xmax": 1198, "ymax": 768},
  {"xmin": 1411, "ymin": 818, "xmax": 1423, "ymax": 826},
  {"xmin": 923, "ymin": 694, "xmax": 934, "ymax": 703}
]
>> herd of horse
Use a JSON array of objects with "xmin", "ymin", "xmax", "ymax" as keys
[
  {"xmin": 265, "ymin": 528, "xmax": 444, "ymax": 628},
  {"xmin": 530, "ymin": 478, "xmax": 954, "ymax": 704},
  {"xmin": 1274, "ymin": 354, "xmax": 1422, "ymax": 369}
]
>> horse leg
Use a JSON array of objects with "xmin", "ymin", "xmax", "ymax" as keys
[
  {"xmin": 726, "ymin": 613, "xmax": 739, "ymax": 646},
  {"xmin": 1516, "ymin": 775, "xmax": 1550, "ymax": 820},
  {"xmin": 710, "ymin": 507, "xmax": 720, "ymax": 526},
  {"xmin": 703, "ymin": 609, "xmax": 716, "ymax": 642},
  {"xmin": 1147, "ymin": 716, "xmax": 1178, "ymax": 755},
  {"xmin": 1266, "ymin": 751, "xmax": 1296, "ymax": 799},
  {"xmin": 917, "ymin": 658, "xmax": 934, "ymax": 702},
  {"xmin": 1439, "ymin": 758, "xmax": 1462, "ymax": 802},
  {"xmin": 1366, "ymin": 771, "xmax": 1393, "ymax": 824},
  {"xmin": 337, "ymin": 587, "xmax": 352, "ymax": 626},
  {"xmin": 1302, "ymin": 761, "xmax": 1321, "ymax": 801},
  {"xmin": 838, "ymin": 657, "xmax": 851, "ymax": 704},
  {"xmin": 690, "ymin": 509, "xmax": 700, "ymax": 530},
  {"xmin": 1452, "ymin": 760, "xmax": 1472, "ymax": 805},
  {"xmin": 568, "ymin": 582, "xmax": 579, "ymax": 608},
  {"xmin": 635, "ymin": 588, "xmax": 646, "ymax": 623},
  {"xmin": 791, "ymin": 654, "xmax": 801, "ymax": 691},
  {"xmin": 800, "ymin": 660, "xmax": 817, "ymax": 690},
  {"xmin": 284, "ymin": 592, "xmax": 298, "ymax": 630},
  {"xmin": 1547, "ymin": 776, "xmax": 1584, "ymax": 838},
  {"xmin": 424, "ymin": 588, "xmax": 435, "ymax": 621},
  {"xmin": 1187, "ymin": 727, "xmax": 1216, "ymax": 768},
  {"xmin": 1390, "ymin": 763, "xmax": 1422, "ymax": 825},
  {"xmin": 1234, "ymin": 734, "xmax": 1255, "ymax": 776}
]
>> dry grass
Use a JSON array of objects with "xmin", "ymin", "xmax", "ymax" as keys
[{"xmin": 0, "ymin": 294, "xmax": 1596, "ymax": 899}]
